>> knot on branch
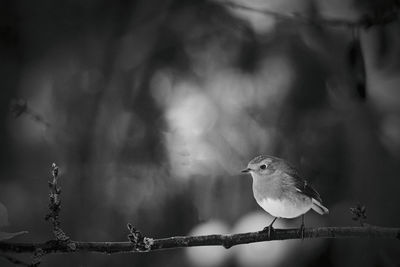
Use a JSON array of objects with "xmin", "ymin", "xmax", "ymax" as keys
[
  {"xmin": 222, "ymin": 239, "xmax": 233, "ymax": 249},
  {"xmin": 127, "ymin": 223, "xmax": 153, "ymax": 252}
]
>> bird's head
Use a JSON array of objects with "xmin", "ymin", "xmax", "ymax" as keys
[{"xmin": 241, "ymin": 155, "xmax": 279, "ymax": 178}]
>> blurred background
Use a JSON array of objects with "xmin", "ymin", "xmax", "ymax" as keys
[{"xmin": 1, "ymin": 0, "xmax": 400, "ymax": 266}]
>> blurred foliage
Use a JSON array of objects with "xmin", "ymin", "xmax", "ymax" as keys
[{"xmin": 1, "ymin": 0, "xmax": 400, "ymax": 266}]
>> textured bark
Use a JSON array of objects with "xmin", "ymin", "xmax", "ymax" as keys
[{"xmin": 0, "ymin": 226, "xmax": 399, "ymax": 254}]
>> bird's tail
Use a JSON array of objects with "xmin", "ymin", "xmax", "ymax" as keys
[{"xmin": 311, "ymin": 198, "xmax": 329, "ymax": 215}]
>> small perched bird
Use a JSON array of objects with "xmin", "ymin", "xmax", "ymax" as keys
[{"xmin": 242, "ymin": 155, "xmax": 329, "ymax": 237}]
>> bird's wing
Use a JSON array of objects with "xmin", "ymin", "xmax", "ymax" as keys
[
  {"xmin": 294, "ymin": 179, "xmax": 322, "ymax": 203},
  {"xmin": 270, "ymin": 160, "xmax": 323, "ymax": 203}
]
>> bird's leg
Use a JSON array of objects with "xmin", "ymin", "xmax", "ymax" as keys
[
  {"xmin": 262, "ymin": 217, "xmax": 278, "ymax": 238},
  {"xmin": 299, "ymin": 214, "xmax": 305, "ymax": 240}
]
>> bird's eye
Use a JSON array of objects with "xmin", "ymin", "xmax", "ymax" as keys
[{"xmin": 260, "ymin": 164, "xmax": 267, "ymax": 170}]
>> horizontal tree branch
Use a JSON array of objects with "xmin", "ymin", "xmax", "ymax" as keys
[{"xmin": 1, "ymin": 226, "xmax": 399, "ymax": 254}]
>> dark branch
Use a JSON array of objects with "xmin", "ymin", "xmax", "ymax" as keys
[
  {"xmin": 223, "ymin": 1, "xmax": 399, "ymax": 28},
  {"xmin": 0, "ymin": 226, "xmax": 399, "ymax": 254}
]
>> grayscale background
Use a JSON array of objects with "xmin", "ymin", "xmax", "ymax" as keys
[{"xmin": 1, "ymin": 0, "xmax": 400, "ymax": 266}]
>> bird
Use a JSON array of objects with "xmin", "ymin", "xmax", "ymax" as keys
[{"xmin": 242, "ymin": 155, "xmax": 329, "ymax": 238}]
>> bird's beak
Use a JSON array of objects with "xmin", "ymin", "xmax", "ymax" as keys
[{"xmin": 241, "ymin": 168, "xmax": 251, "ymax": 173}]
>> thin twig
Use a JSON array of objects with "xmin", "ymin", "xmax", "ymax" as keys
[
  {"xmin": 0, "ymin": 226, "xmax": 399, "ymax": 254},
  {"xmin": 44, "ymin": 163, "xmax": 75, "ymax": 253},
  {"xmin": 9, "ymin": 98, "xmax": 51, "ymax": 128},
  {"xmin": 223, "ymin": 1, "xmax": 399, "ymax": 28}
]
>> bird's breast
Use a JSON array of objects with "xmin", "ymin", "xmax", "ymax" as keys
[
  {"xmin": 256, "ymin": 196, "xmax": 312, "ymax": 219},
  {"xmin": 251, "ymin": 173, "xmax": 312, "ymax": 218}
]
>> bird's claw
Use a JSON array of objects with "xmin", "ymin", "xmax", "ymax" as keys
[
  {"xmin": 299, "ymin": 223, "xmax": 305, "ymax": 240},
  {"xmin": 261, "ymin": 225, "xmax": 274, "ymax": 239}
]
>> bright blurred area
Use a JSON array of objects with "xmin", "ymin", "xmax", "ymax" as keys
[{"xmin": 1, "ymin": 0, "xmax": 400, "ymax": 266}]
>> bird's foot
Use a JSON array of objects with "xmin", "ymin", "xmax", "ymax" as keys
[
  {"xmin": 260, "ymin": 217, "xmax": 277, "ymax": 239},
  {"xmin": 261, "ymin": 225, "xmax": 274, "ymax": 239},
  {"xmin": 299, "ymin": 223, "xmax": 305, "ymax": 240}
]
